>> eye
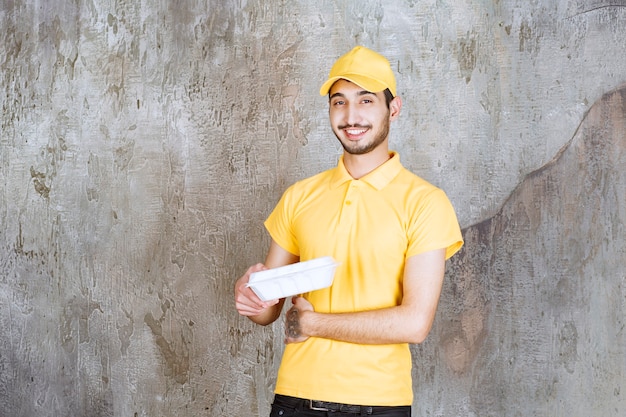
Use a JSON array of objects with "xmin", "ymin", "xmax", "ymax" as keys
[{"xmin": 332, "ymin": 100, "xmax": 345, "ymax": 106}]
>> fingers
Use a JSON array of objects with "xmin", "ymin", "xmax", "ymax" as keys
[
  {"xmin": 234, "ymin": 263, "xmax": 276, "ymax": 316},
  {"xmin": 236, "ymin": 294, "xmax": 279, "ymax": 316}
]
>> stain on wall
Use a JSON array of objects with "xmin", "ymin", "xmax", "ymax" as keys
[{"xmin": 421, "ymin": 86, "xmax": 626, "ymax": 416}]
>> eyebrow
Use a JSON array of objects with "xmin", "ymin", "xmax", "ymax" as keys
[{"xmin": 329, "ymin": 90, "xmax": 376, "ymax": 99}]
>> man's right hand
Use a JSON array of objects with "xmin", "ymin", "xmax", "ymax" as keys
[
  {"xmin": 234, "ymin": 263, "xmax": 281, "ymax": 319},
  {"xmin": 234, "ymin": 240, "xmax": 297, "ymax": 325}
]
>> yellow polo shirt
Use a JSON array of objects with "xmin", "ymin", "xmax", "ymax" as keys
[{"xmin": 265, "ymin": 152, "xmax": 463, "ymax": 406}]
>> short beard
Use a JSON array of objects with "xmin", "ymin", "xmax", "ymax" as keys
[{"xmin": 334, "ymin": 116, "xmax": 390, "ymax": 155}]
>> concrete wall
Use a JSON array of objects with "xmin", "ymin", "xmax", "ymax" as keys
[{"xmin": 0, "ymin": 1, "xmax": 624, "ymax": 416}]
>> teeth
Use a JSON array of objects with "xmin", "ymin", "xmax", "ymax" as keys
[{"xmin": 346, "ymin": 129, "xmax": 367, "ymax": 135}]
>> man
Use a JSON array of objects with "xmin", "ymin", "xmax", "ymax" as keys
[{"xmin": 234, "ymin": 46, "xmax": 463, "ymax": 416}]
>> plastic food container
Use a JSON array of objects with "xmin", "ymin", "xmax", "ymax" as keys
[{"xmin": 246, "ymin": 256, "xmax": 339, "ymax": 301}]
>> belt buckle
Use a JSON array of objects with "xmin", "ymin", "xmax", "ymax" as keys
[{"xmin": 308, "ymin": 400, "xmax": 331, "ymax": 412}]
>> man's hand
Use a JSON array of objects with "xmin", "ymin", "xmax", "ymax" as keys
[
  {"xmin": 285, "ymin": 296, "xmax": 314, "ymax": 344},
  {"xmin": 234, "ymin": 264, "xmax": 280, "ymax": 318}
]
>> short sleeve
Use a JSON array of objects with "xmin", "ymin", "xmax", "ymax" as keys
[
  {"xmin": 264, "ymin": 186, "xmax": 300, "ymax": 256},
  {"xmin": 406, "ymin": 188, "xmax": 463, "ymax": 260}
]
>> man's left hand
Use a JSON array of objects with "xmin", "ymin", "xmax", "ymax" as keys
[{"xmin": 284, "ymin": 296, "xmax": 313, "ymax": 344}]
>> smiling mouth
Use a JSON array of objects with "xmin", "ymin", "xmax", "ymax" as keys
[{"xmin": 340, "ymin": 125, "xmax": 370, "ymax": 138}]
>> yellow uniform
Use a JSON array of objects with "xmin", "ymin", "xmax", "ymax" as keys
[{"xmin": 265, "ymin": 152, "xmax": 463, "ymax": 406}]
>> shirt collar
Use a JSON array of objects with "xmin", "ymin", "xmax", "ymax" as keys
[{"xmin": 330, "ymin": 152, "xmax": 403, "ymax": 190}]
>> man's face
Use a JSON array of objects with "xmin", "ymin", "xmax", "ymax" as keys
[{"xmin": 328, "ymin": 79, "xmax": 391, "ymax": 155}]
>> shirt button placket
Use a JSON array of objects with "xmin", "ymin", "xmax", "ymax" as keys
[{"xmin": 338, "ymin": 182, "xmax": 359, "ymax": 239}]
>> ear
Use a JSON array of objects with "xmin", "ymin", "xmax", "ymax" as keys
[{"xmin": 389, "ymin": 96, "xmax": 402, "ymax": 121}]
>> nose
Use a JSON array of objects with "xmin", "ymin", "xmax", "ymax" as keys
[{"xmin": 345, "ymin": 102, "xmax": 361, "ymax": 126}]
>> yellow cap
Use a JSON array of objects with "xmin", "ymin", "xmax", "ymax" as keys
[{"xmin": 319, "ymin": 46, "xmax": 397, "ymax": 97}]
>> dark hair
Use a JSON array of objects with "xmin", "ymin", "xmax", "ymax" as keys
[{"xmin": 383, "ymin": 88, "xmax": 394, "ymax": 109}]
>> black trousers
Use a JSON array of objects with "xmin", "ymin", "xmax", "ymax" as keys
[{"xmin": 269, "ymin": 395, "xmax": 411, "ymax": 417}]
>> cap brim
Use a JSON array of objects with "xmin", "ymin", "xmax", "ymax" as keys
[{"xmin": 319, "ymin": 74, "xmax": 390, "ymax": 96}]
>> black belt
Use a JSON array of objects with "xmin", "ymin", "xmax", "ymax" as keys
[
  {"xmin": 309, "ymin": 399, "xmax": 373, "ymax": 414},
  {"xmin": 273, "ymin": 394, "xmax": 397, "ymax": 415}
]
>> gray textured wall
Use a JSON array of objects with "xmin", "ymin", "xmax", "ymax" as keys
[{"xmin": 0, "ymin": 1, "xmax": 624, "ymax": 416}]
